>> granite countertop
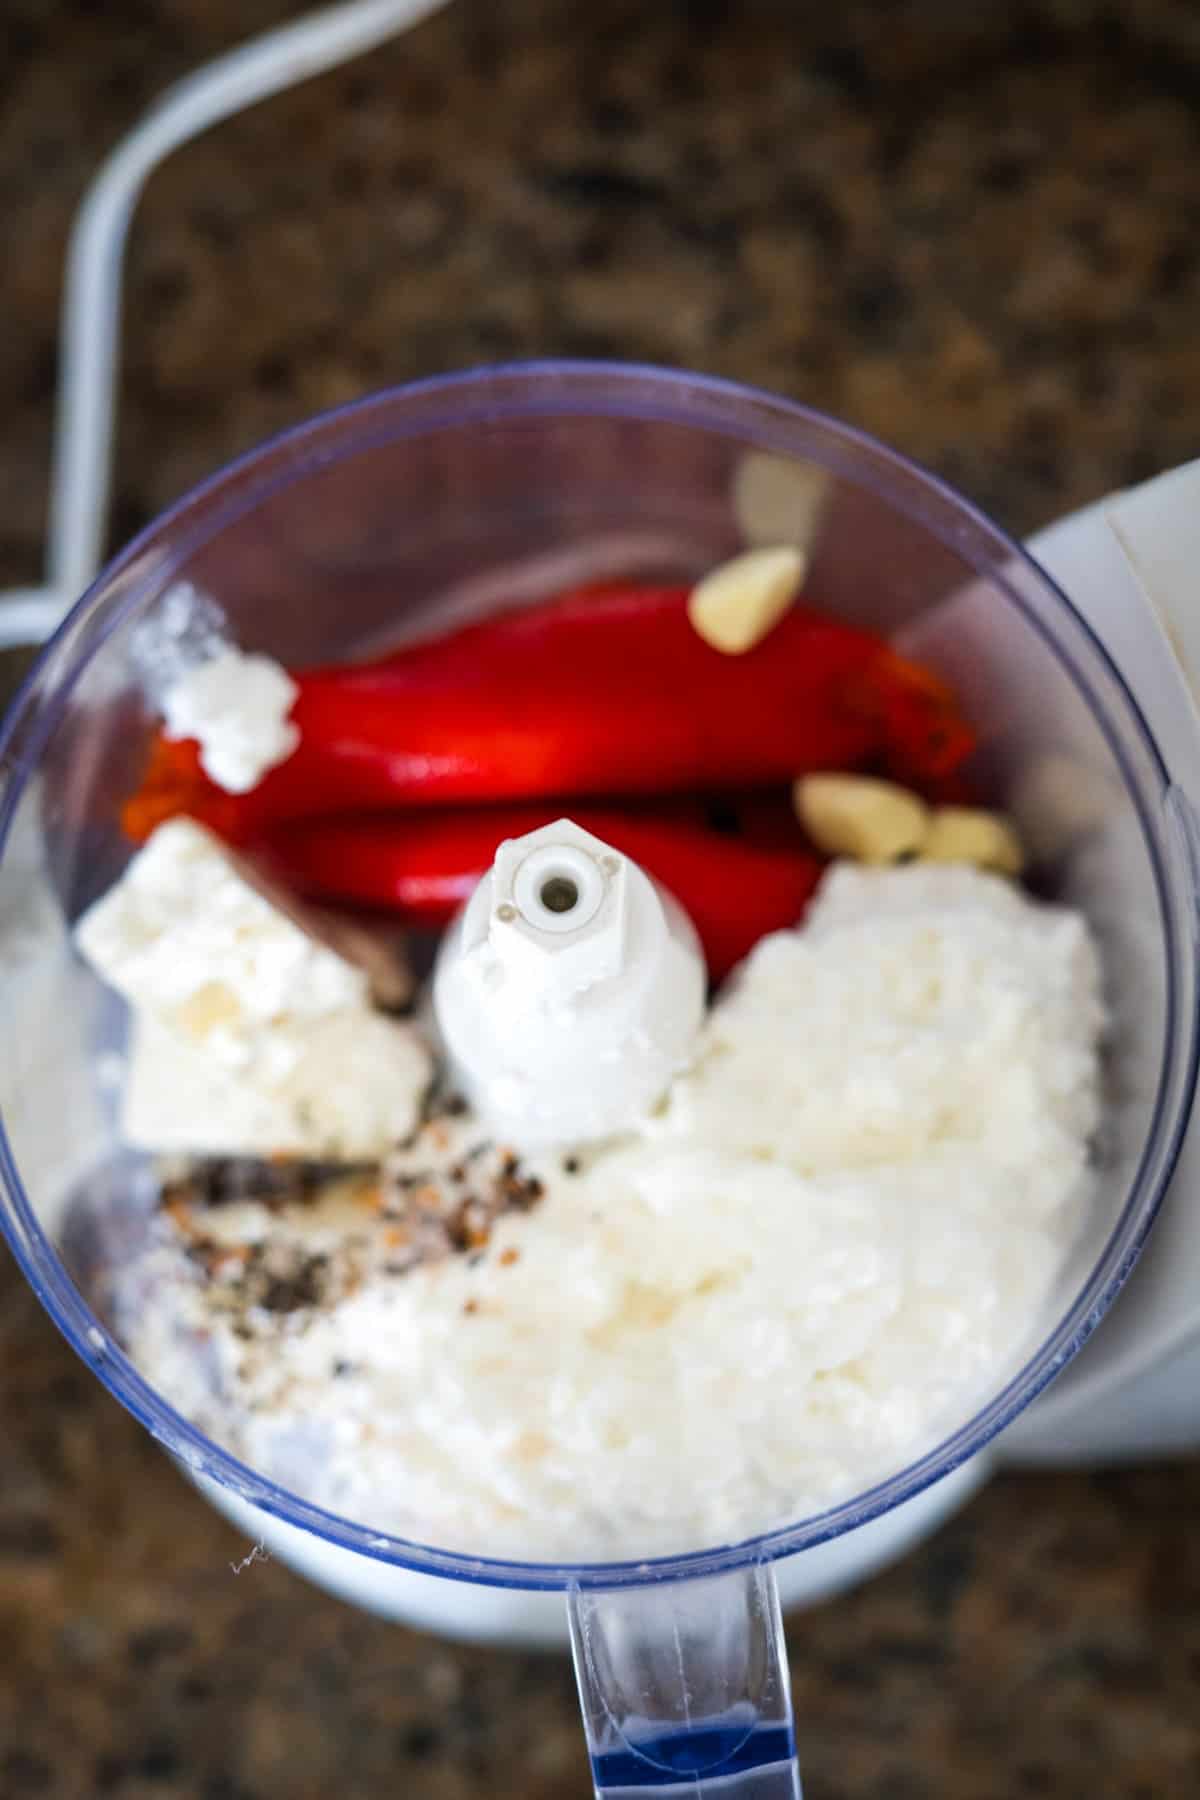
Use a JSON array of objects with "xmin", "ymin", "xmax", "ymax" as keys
[{"xmin": 3, "ymin": 1, "xmax": 1200, "ymax": 1794}]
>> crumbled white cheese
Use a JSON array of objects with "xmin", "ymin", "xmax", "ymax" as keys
[
  {"xmin": 162, "ymin": 646, "xmax": 299, "ymax": 794},
  {"xmin": 121, "ymin": 1013, "xmax": 430, "ymax": 1161},
  {"xmin": 122, "ymin": 1014, "xmax": 308, "ymax": 1156},
  {"xmin": 76, "ymin": 819, "xmax": 430, "ymax": 1158},
  {"xmin": 652, "ymin": 862, "xmax": 1103, "ymax": 1213},
  {"xmin": 109, "ymin": 861, "xmax": 1104, "ymax": 1561}
]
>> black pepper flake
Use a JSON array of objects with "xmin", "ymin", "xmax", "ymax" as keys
[
  {"xmin": 391, "ymin": 1169, "xmax": 430, "ymax": 1192},
  {"xmin": 258, "ymin": 1254, "xmax": 328, "ymax": 1314},
  {"xmin": 156, "ymin": 1104, "xmax": 550, "ymax": 1322},
  {"xmin": 161, "ymin": 1156, "xmax": 372, "ymax": 1214},
  {"xmin": 378, "ymin": 1120, "xmax": 547, "ymax": 1272},
  {"xmin": 563, "ymin": 1156, "xmax": 581, "ymax": 1175}
]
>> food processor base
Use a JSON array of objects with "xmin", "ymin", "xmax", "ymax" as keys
[{"xmin": 996, "ymin": 497, "xmax": 1200, "ymax": 1469}]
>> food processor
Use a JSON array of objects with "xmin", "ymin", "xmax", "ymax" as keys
[
  {"xmin": 5, "ymin": 9, "xmax": 1200, "ymax": 1793},
  {"xmin": 2, "ymin": 362, "xmax": 1200, "ymax": 1797}
]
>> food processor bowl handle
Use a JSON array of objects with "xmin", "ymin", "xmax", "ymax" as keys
[{"xmin": 569, "ymin": 1562, "xmax": 803, "ymax": 1797}]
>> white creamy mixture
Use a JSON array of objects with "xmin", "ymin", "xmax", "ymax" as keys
[{"xmin": 104, "ymin": 861, "xmax": 1103, "ymax": 1561}]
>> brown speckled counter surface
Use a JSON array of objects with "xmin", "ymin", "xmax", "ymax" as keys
[{"xmin": 3, "ymin": 2, "xmax": 1200, "ymax": 1794}]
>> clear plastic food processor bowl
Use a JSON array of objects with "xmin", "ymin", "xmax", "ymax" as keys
[{"xmin": 1, "ymin": 364, "xmax": 1198, "ymax": 1796}]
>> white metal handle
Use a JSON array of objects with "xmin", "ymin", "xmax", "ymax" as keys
[{"xmin": 1, "ymin": 0, "xmax": 452, "ymax": 651}]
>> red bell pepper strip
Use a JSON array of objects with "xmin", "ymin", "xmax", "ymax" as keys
[
  {"xmin": 122, "ymin": 734, "xmax": 246, "ymax": 847},
  {"xmin": 123, "ymin": 583, "xmax": 976, "ymax": 841},
  {"xmin": 256, "ymin": 807, "xmax": 824, "ymax": 981},
  {"xmin": 716, "ymin": 790, "xmax": 809, "ymax": 853},
  {"xmin": 119, "ymin": 739, "xmax": 719, "ymax": 850}
]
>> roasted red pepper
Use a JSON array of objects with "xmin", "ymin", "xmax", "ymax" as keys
[
  {"xmin": 123, "ymin": 582, "xmax": 975, "ymax": 842},
  {"xmin": 257, "ymin": 807, "xmax": 824, "ymax": 981},
  {"xmin": 122, "ymin": 734, "xmax": 248, "ymax": 847}
]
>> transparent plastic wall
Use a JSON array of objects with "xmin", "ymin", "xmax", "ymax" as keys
[{"xmin": 1, "ymin": 367, "xmax": 1196, "ymax": 1794}]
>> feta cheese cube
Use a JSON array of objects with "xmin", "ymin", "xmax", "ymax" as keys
[{"xmin": 77, "ymin": 820, "xmax": 431, "ymax": 1158}]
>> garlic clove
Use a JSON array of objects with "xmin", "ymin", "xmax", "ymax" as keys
[
  {"xmin": 921, "ymin": 807, "xmax": 1024, "ymax": 876},
  {"xmin": 795, "ymin": 773, "xmax": 929, "ymax": 865},
  {"xmin": 687, "ymin": 546, "xmax": 807, "ymax": 655}
]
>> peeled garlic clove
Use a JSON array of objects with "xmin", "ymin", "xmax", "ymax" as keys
[
  {"xmin": 687, "ymin": 546, "xmax": 807, "ymax": 655},
  {"xmin": 795, "ymin": 773, "xmax": 929, "ymax": 865},
  {"xmin": 921, "ymin": 807, "xmax": 1024, "ymax": 876},
  {"xmin": 1010, "ymin": 752, "xmax": 1118, "ymax": 861},
  {"xmin": 732, "ymin": 452, "xmax": 832, "ymax": 552}
]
